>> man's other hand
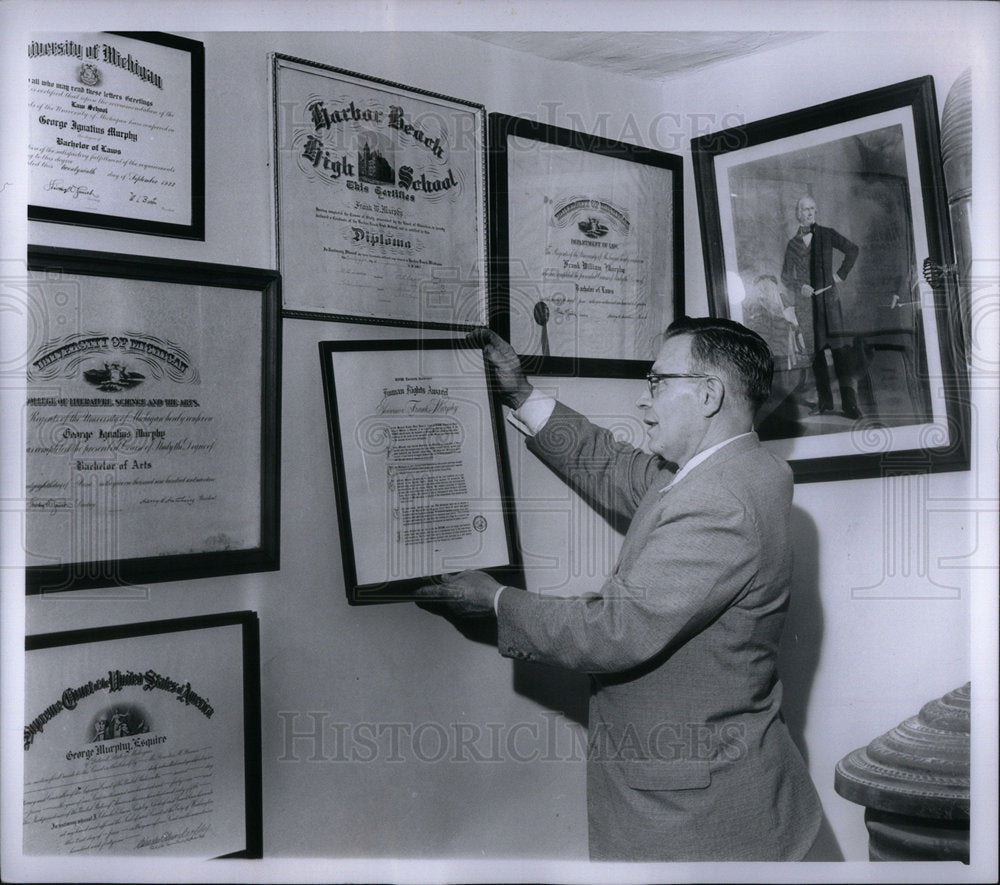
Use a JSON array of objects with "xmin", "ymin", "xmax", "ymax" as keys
[
  {"xmin": 468, "ymin": 327, "xmax": 533, "ymax": 409},
  {"xmin": 413, "ymin": 569, "xmax": 501, "ymax": 618}
]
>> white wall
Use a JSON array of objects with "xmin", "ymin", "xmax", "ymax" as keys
[{"xmin": 14, "ymin": 8, "xmax": 998, "ymax": 877}]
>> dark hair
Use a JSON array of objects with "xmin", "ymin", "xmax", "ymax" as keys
[{"xmin": 663, "ymin": 316, "xmax": 773, "ymax": 411}]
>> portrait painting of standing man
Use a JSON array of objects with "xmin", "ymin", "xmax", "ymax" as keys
[{"xmin": 718, "ymin": 123, "xmax": 935, "ymax": 444}]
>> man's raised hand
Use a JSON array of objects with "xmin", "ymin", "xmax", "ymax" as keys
[{"xmin": 467, "ymin": 327, "xmax": 534, "ymax": 409}]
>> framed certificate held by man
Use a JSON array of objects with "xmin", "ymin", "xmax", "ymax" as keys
[{"xmin": 319, "ymin": 338, "xmax": 522, "ymax": 603}]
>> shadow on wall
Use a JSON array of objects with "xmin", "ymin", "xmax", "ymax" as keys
[
  {"xmin": 414, "ymin": 592, "xmax": 590, "ymax": 729},
  {"xmin": 781, "ymin": 505, "xmax": 822, "ymax": 760},
  {"xmin": 782, "ymin": 503, "xmax": 845, "ymax": 861}
]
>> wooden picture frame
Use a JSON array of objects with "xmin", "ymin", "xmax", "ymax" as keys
[
  {"xmin": 692, "ymin": 76, "xmax": 969, "ymax": 482},
  {"xmin": 489, "ymin": 112, "xmax": 683, "ymax": 377},
  {"xmin": 28, "ymin": 31, "xmax": 205, "ymax": 239},
  {"xmin": 319, "ymin": 337, "xmax": 522, "ymax": 603},
  {"xmin": 24, "ymin": 611, "xmax": 262, "ymax": 857},
  {"xmin": 24, "ymin": 247, "xmax": 280, "ymax": 592},
  {"xmin": 273, "ymin": 54, "xmax": 487, "ymax": 328}
]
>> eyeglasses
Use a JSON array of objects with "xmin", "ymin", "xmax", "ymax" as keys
[{"xmin": 645, "ymin": 372, "xmax": 718, "ymax": 397}]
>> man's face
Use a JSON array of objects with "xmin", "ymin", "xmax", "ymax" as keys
[
  {"xmin": 636, "ymin": 334, "xmax": 705, "ymax": 466},
  {"xmin": 796, "ymin": 198, "xmax": 817, "ymax": 226}
]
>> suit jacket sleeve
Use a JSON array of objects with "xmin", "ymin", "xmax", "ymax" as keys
[
  {"xmin": 496, "ymin": 484, "xmax": 761, "ymax": 674},
  {"xmin": 780, "ymin": 241, "xmax": 799, "ymax": 293},
  {"xmin": 831, "ymin": 227, "xmax": 859, "ymax": 280},
  {"xmin": 526, "ymin": 400, "xmax": 667, "ymax": 523}
]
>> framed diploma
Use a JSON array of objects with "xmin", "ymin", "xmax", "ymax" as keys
[
  {"xmin": 272, "ymin": 54, "xmax": 487, "ymax": 327},
  {"xmin": 488, "ymin": 113, "xmax": 684, "ymax": 377},
  {"xmin": 319, "ymin": 338, "xmax": 522, "ymax": 603},
  {"xmin": 28, "ymin": 32, "xmax": 205, "ymax": 239},
  {"xmin": 23, "ymin": 612, "xmax": 262, "ymax": 857},
  {"xmin": 24, "ymin": 247, "xmax": 280, "ymax": 593},
  {"xmin": 692, "ymin": 76, "xmax": 969, "ymax": 482}
]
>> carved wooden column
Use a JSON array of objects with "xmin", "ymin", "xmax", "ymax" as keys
[{"xmin": 834, "ymin": 683, "xmax": 970, "ymax": 862}]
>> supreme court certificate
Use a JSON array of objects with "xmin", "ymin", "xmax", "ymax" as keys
[{"xmin": 23, "ymin": 613, "xmax": 260, "ymax": 857}]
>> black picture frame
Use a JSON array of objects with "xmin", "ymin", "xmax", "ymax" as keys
[
  {"xmin": 28, "ymin": 32, "xmax": 205, "ymax": 240},
  {"xmin": 24, "ymin": 611, "xmax": 262, "ymax": 858},
  {"xmin": 319, "ymin": 337, "xmax": 522, "ymax": 604},
  {"xmin": 488, "ymin": 112, "xmax": 684, "ymax": 378},
  {"xmin": 692, "ymin": 76, "xmax": 969, "ymax": 482},
  {"xmin": 24, "ymin": 246, "xmax": 280, "ymax": 593},
  {"xmin": 272, "ymin": 54, "xmax": 487, "ymax": 328}
]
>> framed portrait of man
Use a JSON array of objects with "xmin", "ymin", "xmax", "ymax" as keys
[{"xmin": 692, "ymin": 76, "xmax": 969, "ymax": 482}]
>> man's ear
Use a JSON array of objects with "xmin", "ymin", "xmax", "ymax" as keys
[{"xmin": 700, "ymin": 376, "xmax": 724, "ymax": 417}]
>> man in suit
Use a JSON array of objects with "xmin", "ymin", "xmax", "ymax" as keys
[
  {"xmin": 416, "ymin": 317, "xmax": 822, "ymax": 861},
  {"xmin": 781, "ymin": 195, "xmax": 862, "ymax": 418}
]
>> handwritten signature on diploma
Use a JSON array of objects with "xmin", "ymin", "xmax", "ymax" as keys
[{"xmin": 45, "ymin": 179, "xmax": 99, "ymax": 202}]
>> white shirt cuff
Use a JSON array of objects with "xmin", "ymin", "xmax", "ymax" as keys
[
  {"xmin": 506, "ymin": 389, "xmax": 556, "ymax": 436},
  {"xmin": 493, "ymin": 585, "xmax": 506, "ymax": 614}
]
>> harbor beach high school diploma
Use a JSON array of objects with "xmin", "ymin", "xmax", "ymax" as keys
[
  {"xmin": 273, "ymin": 55, "xmax": 487, "ymax": 327},
  {"xmin": 320, "ymin": 339, "xmax": 520, "ymax": 603},
  {"xmin": 23, "ymin": 612, "xmax": 262, "ymax": 857},
  {"xmin": 28, "ymin": 32, "xmax": 204, "ymax": 239}
]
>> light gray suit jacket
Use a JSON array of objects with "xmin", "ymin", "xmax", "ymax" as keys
[{"xmin": 497, "ymin": 403, "xmax": 822, "ymax": 861}]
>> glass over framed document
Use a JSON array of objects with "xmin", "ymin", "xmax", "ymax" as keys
[
  {"xmin": 24, "ymin": 247, "xmax": 280, "ymax": 593},
  {"xmin": 28, "ymin": 32, "xmax": 205, "ymax": 239},
  {"xmin": 319, "ymin": 339, "xmax": 522, "ymax": 603},
  {"xmin": 23, "ymin": 612, "xmax": 262, "ymax": 857},
  {"xmin": 488, "ymin": 113, "xmax": 684, "ymax": 377},
  {"xmin": 273, "ymin": 54, "xmax": 487, "ymax": 327}
]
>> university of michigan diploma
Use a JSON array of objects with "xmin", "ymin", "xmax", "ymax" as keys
[
  {"xmin": 25, "ymin": 249, "xmax": 279, "ymax": 591},
  {"xmin": 505, "ymin": 133, "xmax": 676, "ymax": 363},
  {"xmin": 28, "ymin": 32, "xmax": 203, "ymax": 236}
]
